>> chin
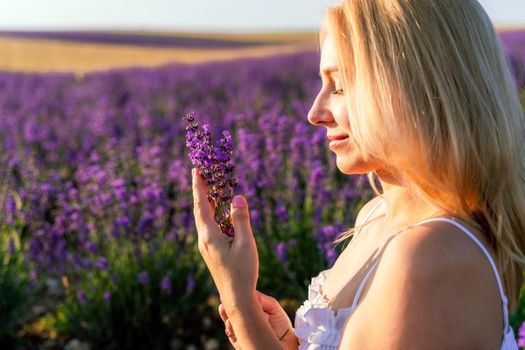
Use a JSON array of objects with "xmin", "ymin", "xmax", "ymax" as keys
[{"xmin": 336, "ymin": 155, "xmax": 374, "ymax": 175}]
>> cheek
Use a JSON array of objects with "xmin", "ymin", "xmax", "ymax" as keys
[{"xmin": 333, "ymin": 106, "xmax": 351, "ymax": 129}]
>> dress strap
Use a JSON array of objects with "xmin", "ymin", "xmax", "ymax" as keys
[
  {"xmin": 349, "ymin": 198, "xmax": 385, "ymax": 307},
  {"xmin": 361, "ymin": 197, "xmax": 385, "ymax": 224},
  {"xmin": 351, "ymin": 259, "xmax": 380, "ymax": 308},
  {"xmin": 413, "ymin": 217, "xmax": 510, "ymax": 333}
]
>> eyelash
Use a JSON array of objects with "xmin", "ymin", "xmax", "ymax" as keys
[{"xmin": 320, "ymin": 77, "xmax": 344, "ymax": 95}]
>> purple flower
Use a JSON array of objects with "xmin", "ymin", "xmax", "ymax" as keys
[
  {"xmin": 518, "ymin": 321, "xmax": 525, "ymax": 347},
  {"xmin": 138, "ymin": 212, "xmax": 155, "ymax": 236},
  {"xmin": 83, "ymin": 241, "xmax": 98, "ymax": 253},
  {"xmin": 250, "ymin": 208, "xmax": 261, "ymax": 228},
  {"xmin": 183, "ymin": 112, "xmax": 239, "ymax": 237},
  {"xmin": 186, "ymin": 273, "xmax": 196, "ymax": 294},
  {"xmin": 274, "ymin": 204, "xmax": 288, "ymax": 223},
  {"xmin": 96, "ymin": 257, "xmax": 109, "ymax": 270},
  {"xmin": 308, "ymin": 162, "xmax": 325, "ymax": 189},
  {"xmin": 6, "ymin": 196, "xmax": 16, "ymax": 214},
  {"xmin": 137, "ymin": 271, "xmax": 150, "ymax": 285},
  {"xmin": 103, "ymin": 290, "xmax": 112, "ymax": 301},
  {"xmin": 7, "ymin": 238, "xmax": 15, "ymax": 255},
  {"xmin": 325, "ymin": 250, "xmax": 338, "ymax": 267},
  {"xmin": 115, "ymin": 215, "xmax": 130, "ymax": 229},
  {"xmin": 77, "ymin": 290, "xmax": 88, "ymax": 305},
  {"xmin": 160, "ymin": 275, "xmax": 172, "ymax": 295},
  {"xmin": 275, "ymin": 242, "xmax": 287, "ymax": 262},
  {"xmin": 316, "ymin": 225, "xmax": 342, "ymax": 267}
]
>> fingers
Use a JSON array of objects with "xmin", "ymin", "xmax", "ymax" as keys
[
  {"xmin": 225, "ymin": 319, "xmax": 235, "ymax": 339},
  {"xmin": 226, "ymin": 329, "xmax": 238, "ymax": 349},
  {"xmin": 220, "ymin": 304, "xmax": 238, "ymax": 345},
  {"xmin": 230, "ymin": 195, "xmax": 253, "ymax": 248},
  {"xmin": 191, "ymin": 168, "xmax": 215, "ymax": 229},
  {"xmin": 255, "ymin": 290, "xmax": 278, "ymax": 314},
  {"xmin": 225, "ymin": 319, "xmax": 238, "ymax": 348},
  {"xmin": 228, "ymin": 336, "xmax": 240, "ymax": 350},
  {"xmin": 218, "ymin": 303, "xmax": 228, "ymax": 322}
]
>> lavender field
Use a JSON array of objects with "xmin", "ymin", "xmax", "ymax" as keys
[
  {"xmin": 500, "ymin": 30, "xmax": 525, "ymax": 89},
  {"xmin": 0, "ymin": 51, "xmax": 373, "ymax": 349},
  {"xmin": 0, "ymin": 30, "xmax": 524, "ymax": 349}
]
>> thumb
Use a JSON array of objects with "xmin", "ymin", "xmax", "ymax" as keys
[
  {"xmin": 255, "ymin": 290, "xmax": 278, "ymax": 314},
  {"xmin": 231, "ymin": 195, "xmax": 253, "ymax": 247}
]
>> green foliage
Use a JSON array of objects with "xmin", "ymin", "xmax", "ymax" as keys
[
  {"xmin": 510, "ymin": 283, "xmax": 525, "ymax": 333},
  {"xmin": 52, "ymin": 233, "xmax": 213, "ymax": 350},
  {"xmin": 0, "ymin": 231, "xmax": 33, "ymax": 349}
]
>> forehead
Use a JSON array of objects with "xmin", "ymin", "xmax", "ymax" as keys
[{"xmin": 320, "ymin": 34, "xmax": 339, "ymax": 75}]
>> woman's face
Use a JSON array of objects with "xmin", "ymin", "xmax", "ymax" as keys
[{"xmin": 307, "ymin": 32, "xmax": 380, "ymax": 175}]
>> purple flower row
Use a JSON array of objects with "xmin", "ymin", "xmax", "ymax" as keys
[{"xmin": 0, "ymin": 31, "xmax": 275, "ymax": 49}]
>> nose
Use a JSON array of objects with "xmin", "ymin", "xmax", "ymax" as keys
[{"xmin": 307, "ymin": 92, "xmax": 334, "ymax": 126}]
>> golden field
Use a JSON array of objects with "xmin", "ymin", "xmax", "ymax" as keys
[
  {"xmin": 0, "ymin": 32, "xmax": 318, "ymax": 74},
  {"xmin": 0, "ymin": 27, "xmax": 520, "ymax": 74}
]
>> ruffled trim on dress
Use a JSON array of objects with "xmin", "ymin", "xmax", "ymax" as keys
[{"xmin": 295, "ymin": 270, "xmax": 355, "ymax": 350}]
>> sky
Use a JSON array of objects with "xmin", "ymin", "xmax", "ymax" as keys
[{"xmin": 0, "ymin": 0, "xmax": 523, "ymax": 32}]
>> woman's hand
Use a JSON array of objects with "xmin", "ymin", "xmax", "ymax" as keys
[
  {"xmin": 218, "ymin": 290, "xmax": 296, "ymax": 349},
  {"xmin": 191, "ymin": 168, "xmax": 259, "ymax": 312}
]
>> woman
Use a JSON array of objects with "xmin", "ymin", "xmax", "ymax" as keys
[{"xmin": 191, "ymin": 0, "xmax": 525, "ymax": 348}]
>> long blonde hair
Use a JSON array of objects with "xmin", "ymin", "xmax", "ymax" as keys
[{"xmin": 324, "ymin": 0, "xmax": 525, "ymax": 313}]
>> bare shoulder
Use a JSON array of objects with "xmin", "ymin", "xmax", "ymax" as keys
[
  {"xmin": 354, "ymin": 195, "xmax": 384, "ymax": 227},
  {"xmin": 338, "ymin": 220, "xmax": 503, "ymax": 350}
]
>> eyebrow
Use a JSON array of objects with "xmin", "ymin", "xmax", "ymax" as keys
[{"xmin": 319, "ymin": 66, "xmax": 339, "ymax": 77}]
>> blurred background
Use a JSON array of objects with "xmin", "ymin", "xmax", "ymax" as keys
[
  {"xmin": 0, "ymin": 1, "xmax": 524, "ymax": 350},
  {"xmin": 0, "ymin": 0, "xmax": 522, "ymax": 73}
]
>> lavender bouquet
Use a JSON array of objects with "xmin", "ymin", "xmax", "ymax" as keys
[{"xmin": 184, "ymin": 112, "xmax": 240, "ymax": 237}]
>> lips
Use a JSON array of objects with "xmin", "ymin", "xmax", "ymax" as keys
[
  {"xmin": 327, "ymin": 134, "xmax": 349, "ymax": 141},
  {"xmin": 328, "ymin": 134, "xmax": 349, "ymax": 150}
]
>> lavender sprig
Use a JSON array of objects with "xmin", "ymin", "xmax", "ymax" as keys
[{"xmin": 183, "ymin": 112, "xmax": 240, "ymax": 237}]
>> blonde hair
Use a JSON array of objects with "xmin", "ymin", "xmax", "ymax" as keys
[{"xmin": 324, "ymin": 0, "xmax": 525, "ymax": 313}]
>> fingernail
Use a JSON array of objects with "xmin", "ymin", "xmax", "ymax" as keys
[{"xmin": 233, "ymin": 195, "xmax": 244, "ymax": 208}]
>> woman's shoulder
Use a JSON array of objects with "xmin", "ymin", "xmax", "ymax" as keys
[
  {"xmin": 384, "ymin": 218, "xmax": 503, "ymax": 331},
  {"xmin": 342, "ymin": 219, "xmax": 504, "ymax": 349},
  {"xmin": 392, "ymin": 218, "xmax": 498, "ymax": 273}
]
